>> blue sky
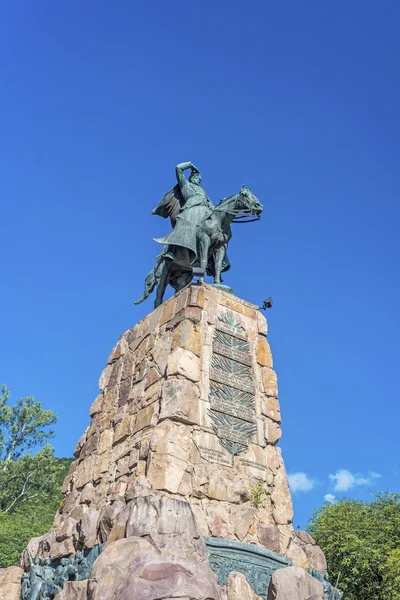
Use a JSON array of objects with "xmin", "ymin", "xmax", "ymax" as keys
[{"xmin": 1, "ymin": 1, "xmax": 399, "ymax": 528}]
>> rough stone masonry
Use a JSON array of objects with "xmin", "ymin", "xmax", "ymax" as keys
[{"xmin": 9, "ymin": 283, "xmax": 328, "ymax": 600}]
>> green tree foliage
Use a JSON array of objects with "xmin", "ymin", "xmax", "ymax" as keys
[
  {"xmin": 0, "ymin": 385, "xmax": 72, "ymax": 567},
  {"xmin": 0, "ymin": 384, "xmax": 57, "ymax": 463},
  {"xmin": 308, "ymin": 492, "xmax": 400, "ymax": 600},
  {"xmin": 382, "ymin": 548, "xmax": 400, "ymax": 600},
  {"xmin": 0, "ymin": 456, "xmax": 71, "ymax": 567},
  {"xmin": 0, "ymin": 445, "xmax": 71, "ymax": 513}
]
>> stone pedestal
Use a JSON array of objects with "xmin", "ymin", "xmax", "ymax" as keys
[
  {"xmin": 46, "ymin": 284, "xmax": 293, "ymax": 559},
  {"xmin": 19, "ymin": 284, "xmax": 328, "ymax": 599}
]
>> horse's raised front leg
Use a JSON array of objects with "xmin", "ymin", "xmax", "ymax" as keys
[
  {"xmin": 198, "ymin": 232, "xmax": 211, "ymax": 283},
  {"xmin": 154, "ymin": 259, "xmax": 171, "ymax": 308},
  {"xmin": 214, "ymin": 245, "xmax": 225, "ymax": 284}
]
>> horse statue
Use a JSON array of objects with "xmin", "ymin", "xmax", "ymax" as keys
[{"xmin": 135, "ymin": 183, "xmax": 263, "ymax": 307}]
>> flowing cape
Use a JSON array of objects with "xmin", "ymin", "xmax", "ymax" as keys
[{"xmin": 152, "ymin": 184, "xmax": 183, "ymax": 227}]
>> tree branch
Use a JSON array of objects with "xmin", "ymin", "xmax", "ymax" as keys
[{"xmin": 4, "ymin": 471, "xmax": 33, "ymax": 513}]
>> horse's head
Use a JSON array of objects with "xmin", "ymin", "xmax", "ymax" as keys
[{"xmin": 237, "ymin": 185, "xmax": 263, "ymax": 217}]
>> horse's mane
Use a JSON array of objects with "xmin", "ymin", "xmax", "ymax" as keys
[{"xmin": 215, "ymin": 193, "xmax": 237, "ymax": 207}]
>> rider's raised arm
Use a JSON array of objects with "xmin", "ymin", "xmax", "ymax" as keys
[{"xmin": 175, "ymin": 161, "xmax": 192, "ymax": 199}]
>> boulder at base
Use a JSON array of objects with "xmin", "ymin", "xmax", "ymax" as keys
[
  {"xmin": 88, "ymin": 537, "xmax": 221, "ymax": 600},
  {"xmin": 54, "ymin": 580, "xmax": 87, "ymax": 600},
  {"xmin": 267, "ymin": 566, "xmax": 324, "ymax": 600},
  {"xmin": 226, "ymin": 571, "xmax": 263, "ymax": 600},
  {"xmin": 0, "ymin": 566, "xmax": 23, "ymax": 600}
]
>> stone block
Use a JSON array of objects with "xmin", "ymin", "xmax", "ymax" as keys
[
  {"xmin": 189, "ymin": 501, "xmax": 210, "ymax": 536},
  {"xmin": 102, "ymin": 387, "xmax": 118, "ymax": 415},
  {"xmin": 54, "ymin": 580, "xmax": 87, "ymax": 600},
  {"xmin": 160, "ymin": 378, "xmax": 201, "ymax": 425},
  {"xmin": 175, "ymin": 287, "xmax": 190, "ymax": 313},
  {"xmin": 257, "ymin": 311, "xmax": 268, "ymax": 335},
  {"xmin": 98, "ymin": 501, "xmax": 125, "ymax": 540},
  {"xmin": 121, "ymin": 349, "xmax": 135, "ymax": 380},
  {"xmin": 89, "ymin": 394, "xmax": 103, "ymax": 416},
  {"xmin": 74, "ymin": 454, "xmax": 96, "ymax": 489},
  {"xmin": 113, "ymin": 415, "xmax": 135, "ymax": 444},
  {"xmin": 286, "ymin": 538, "xmax": 308, "ymax": 568},
  {"xmin": 61, "ymin": 474, "xmax": 73, "ymax": 495},
  {"xmin": 50, "ymin": 537, "xmax": 76, "ymax": 560},
  {"xmin": 260, "ymin": 367, "xmax": 278, "ymax": 397},
  {"xmin": 73, "ymin": 428, "xmax": 88, "ymax": 459},
  {"xmin": 160, "ymin": 296, "xmax": 177, "ymax": 325},
  {"xmin": 132, "ymin": 401, "xmax": 158, "ymax": 434},
  {"xmin": 264, "ymin": 419, "xmax": 282, "ymax": 445},
  {"xmin": 183, "ymin": 305, "xmax": 202, "ymax": 323},
  {"xmin": 261, "ymin": 396, "xmax": 281, "ymax": 423},
  {"xmin": 143, "ymin": 368, "xmax": 161, "ymax": 392},
  {"xmin": 139, "ymin": 381, "xmax": 158, "ymax": 409},
  {"xmin": 88, "ymin": 537, "xmax": 156, "ymax": 600},
  {"xmin": 226, "ymin": 571, "xmax": 258, "ymax": 600},
  {"xmin": 151, "ymin": 330, "xmax": 172, "ymax": 374},
  {"xmin": 207, "ymin": 467, "xmax": 249, "ymax": 504},
  {"xmin": 97, "ymin": 428, "xmax": 113, "ymax": 455},
  {"xmin": 109, "ymin": 336, "xmax": 129, "ymax": 361},
  {"xmin": 295, "ymin": 530, "xmax": 315, "ymax": 545},
  {"xmin": 150, "ymin": 420, "xmax": 192, "ymax": 462},
  {"xmin": 277, "ymin": 525, "xmax": 292, "ymax": 555},
  {"xmin": 266, "ymin": 445, "xmax": 278, "ymax": 475},
  {"xmin": 189, "ymin": 284, "xmax": 205, "ymax": 308},
  {"xmin": 172, "ymin": 319, "xmax": 202, "ymax": 356},
  {"xmin": 80, "ymin": 508, "xmax": 99, "ymax": 548},
  {"xmin": 56, "ymin": 516, "xmax": 78, "ymax": 542},
  {"xmin": 107, "ymin": 359, "xmax": 122, "ymax": 389},
  {"xmin": 80, "ymin": 483, "xmax": 96, "ymax": 505},
  {"xmin": 147, "ymin": 453, "xmax": 187, "ymax": 493},
  {"xmin": 205, "ymin": 502, "xmax": 232, "ymax": 538},
  {"xmin": 267, "ymin": 566, "xmax": 324, "ymax": 600},
  {"xmin": 110, "ymin": 438, "xmax": 131, "ymax": 463},
  {"xmin": 243, "ymin": 305, "xmax": 257, "ymax": 320},
  {"xmin": 303, "ymin": 543, "xmax": 327, "ymax": 573},
  {"xmin": 113, "ymin": 555, "xmax": 221, "ymax": 600},
  {"xmin": 231, "ymin": 506, "xmax": 257, "ymax": 541},
  {"xmin": 83, "ymin": 433, "xmax": 98, "ymax": 457},
  {"xmin": 271, "ymin": 465, "xmax": 293, "ymax": 525},
  {"xmin": 257, "ymin": 523, "xmax": 281, "ymax": 553},
  {"xmin": 167, "ymin": 347, "xmax": 201, "ymax": 382},
  {"xmin": 93, "ymin": 451, "xmax": 110, "ymax": 481},
  {"xmin": 124, "ymin": 493, "xmax": 205, "ymax": 560},
  {"xmin": 257, "ymin": 337, "xmax": 273, "ymax": 367},
  {"xmin": 237, "ymin": 443, "xmax": 269, "ymax": 482},
  {"xmin": 191, "ymin": 430, "xmax": 232, "ymax": 469},
  {"xmin": 98, "ymin": 363, "xmax": 113, "ymax": 392},
  {"xmin": 118, "ymin": 377, "xmax": 132, "ymax": 407},
  {"xmin": 220, "ymin": 295, "xmax": 243, "ymax": 314},
  {"xmin": 145, "ymin": 305, "xmax": 163, "ymax": 336},
  {"xmin": 116, "ymin": 455, "xmax": 131, "ymax": 479},
  {"xmin": 0, "ymin": 566, "xmax": 23, "ymax": 600}
]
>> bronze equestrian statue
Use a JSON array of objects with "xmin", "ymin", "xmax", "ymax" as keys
[{"xmin": 135, "ymin": 161, "xmax": 263, "ymax": 307}]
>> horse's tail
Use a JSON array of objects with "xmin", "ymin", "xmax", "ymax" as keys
[{"xmin": 134, "ymin": 268, "xmax": 156, "ymax": 305}]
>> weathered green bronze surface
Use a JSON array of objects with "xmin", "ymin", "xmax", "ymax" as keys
[
  {"xmin": 308, "ymin": 569, "xmax": 344, "ymax": 599},
  {"xmin": 209, "ymin": 311, "xmax": 256, "ymax": 459},
  {"xmin": 135, "ymin": 161, "xmax": 263, "ymax": 307},
  {"xmin": 205, "ymin": 536, "xmax": 291, "ymax": 600},
  {"xmin": 21, "ymin": 545, "xmax": 103, "ymax": 599}
]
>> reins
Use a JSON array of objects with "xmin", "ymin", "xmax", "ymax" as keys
[{"xmin": 212, "ymin": 202, "xmax": 261, "ymax": 224}]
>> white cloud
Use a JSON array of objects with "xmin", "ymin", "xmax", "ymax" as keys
[
  {"xmin": 328, "ymin": 469, "xmax": 381, "ymax": 492},
  {"xmin": 288, "ymin": 472, "xmax": 315, "ymax": 493},
  {"xmin": 369, "ymin": 471, "xmax": 381, "ymax": 479},
  {"xmin": 324, "ymin": 494, "xmax": 336, "ymax": 504}
]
